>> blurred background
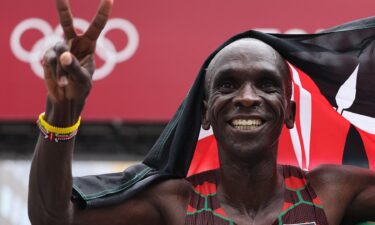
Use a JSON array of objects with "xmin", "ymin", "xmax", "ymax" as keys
[{"xmin": 2, "ymin": 0, "xmax": 375, "ymax": 224}]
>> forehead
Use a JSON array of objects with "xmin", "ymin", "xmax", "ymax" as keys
[{"xmin": 206, "ymin": 39, "xmax": 287, "ymax": 83}]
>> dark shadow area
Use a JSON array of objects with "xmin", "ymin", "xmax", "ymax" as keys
[{"xmin": 0, "ymin": 121, "xmax": 167, "ymax": 161}]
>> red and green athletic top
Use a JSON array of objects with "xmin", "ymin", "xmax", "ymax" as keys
[{"xmin": 185, "ymin": 165, "xmax": 329, "ymax": 225}]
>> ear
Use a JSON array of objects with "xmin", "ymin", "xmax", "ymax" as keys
[
  {"xmin": 201, "ymin": 100, "xmax": 211, "ymax": 130},
  {"xmin": 285, "ymin": 100, "xmax": 296, "ymax": 129}
]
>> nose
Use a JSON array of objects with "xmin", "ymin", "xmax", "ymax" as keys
[{"xmin": 233, "ymin": 83, "xmax": 261, "ymax": 108}]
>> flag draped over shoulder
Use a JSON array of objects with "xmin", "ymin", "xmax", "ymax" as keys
[{"xmin": 72, "ymin": 17, "xmax": 375, "ymax": 208}]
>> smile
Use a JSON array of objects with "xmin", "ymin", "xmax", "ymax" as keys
[{"xmin": 230, "ymin": 119, "xmax": 263, "ymax": 130}]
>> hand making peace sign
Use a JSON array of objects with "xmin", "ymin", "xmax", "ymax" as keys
[{"xmin": 43, "ymin": 0, "xmax": 113, "ymax": 126}]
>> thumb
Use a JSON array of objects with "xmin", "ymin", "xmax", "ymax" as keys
[{"xmin": 59, "ymin": 52, "xmax": 91, "ymax": 84}]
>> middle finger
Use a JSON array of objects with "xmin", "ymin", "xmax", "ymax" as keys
[{"xmin": 84, "ymin": 0, "xmax": 113, "ymax": 41}]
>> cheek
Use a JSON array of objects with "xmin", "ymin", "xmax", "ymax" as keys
[
  {"xmin": 208, "ymin": 95, "xmax": 232, "ymax": 122},
  {"xmin": 265, "ymin": 96, "xmax": 287, "ymax": 121}
]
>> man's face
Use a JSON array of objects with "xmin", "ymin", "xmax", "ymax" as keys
[{"xmin": 203, "ymin": 38, "xmax": 295, "ymax": 158}]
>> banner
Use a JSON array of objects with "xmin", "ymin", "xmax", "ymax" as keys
[{"xmin": 3, "ymin": 0, "xmax": 375, "ymax": 121}]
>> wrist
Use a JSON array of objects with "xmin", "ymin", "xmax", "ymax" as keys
[
  {"xmin": 45, "ymin": 98, "xmax": 85, "ymax": 127},
  {"xmin": 37, "ymin": 112, "xmax": 80, "ymax": 142}
]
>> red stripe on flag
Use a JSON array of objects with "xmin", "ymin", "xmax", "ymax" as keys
[{"xmin": 188, "ymin": 135, "xmax": 219, "ymax": 176}]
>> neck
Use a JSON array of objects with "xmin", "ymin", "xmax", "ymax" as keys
[{"xmin": 216, "ymin": 147, "xmax": 284, "ymax": 213}]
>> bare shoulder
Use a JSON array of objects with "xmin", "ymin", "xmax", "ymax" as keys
[
  {"xmin": 307, "ymin": 164, "xmax": 373, "ymax": 201},
  {"xmin": 148, "ymin": 177, "xmax": 192, "ymax": 197},
  {"xmin": 145, "ymin": 178, "xmax": 192, "ymax": 225},
  {"xmin": 307, "ymin": 164, "xmax": 373, "ymax": 190},
  {"xmin": 132, "ymin": 177, "xmax": 192, "ymax": 207},
  {"xmin": 137, "ymin": 178, "xmax": 192, "ymax": 211},
  {"xmin": 72, "ymin": 178, "xmax": 192, "ymax": 225},
  {"xmin": 306, "ymin": 164, "xmax": 375, "ymax": 224}
]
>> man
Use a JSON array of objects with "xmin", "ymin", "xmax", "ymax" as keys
[{"xmin": 28, "ymin": 0, "xmax": 375, "ymax": 224}]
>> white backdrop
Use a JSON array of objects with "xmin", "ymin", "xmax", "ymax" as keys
[{"xmin": 0, "ymin": 160, "xmax": 138, "ymax": 225}]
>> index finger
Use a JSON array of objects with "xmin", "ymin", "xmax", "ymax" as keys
[
  {"xmin": 56, "ymin": 0, "xmax": 77, "ymax": 39},
  {"xmin": 84, "ymin": 0, "xmax": 113, "ymax": 41}
]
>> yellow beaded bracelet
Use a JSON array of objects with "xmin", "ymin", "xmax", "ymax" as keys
[{"xmin": 38, "ymin": 112, "xmax": 81, "ymax": 134}]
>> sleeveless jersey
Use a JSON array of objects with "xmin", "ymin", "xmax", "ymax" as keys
[{"xmin": 185, "ymin": 165, "xmax": 329, "ymax": 225}]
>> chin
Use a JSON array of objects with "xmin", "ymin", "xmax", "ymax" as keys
[{"xmin": 219, "ymin": 139, "xmax": 276, "ymax": 162}]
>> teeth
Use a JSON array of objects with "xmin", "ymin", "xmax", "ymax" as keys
[
  {"xmin": 232, "ymin": 119, "xmax": 262, "ymax": 126},
  {"xmin": 231, "ymin": 119, "xmax": 263, "ymax": 130}
]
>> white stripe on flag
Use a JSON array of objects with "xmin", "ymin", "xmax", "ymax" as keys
[{"xmin": 289, "ymin": 64, "xmax": 312, "ymax": 170}]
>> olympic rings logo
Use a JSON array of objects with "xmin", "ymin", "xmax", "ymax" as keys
[{"xmin": 10, "ymin": 18, "xmax": 139, "ymax": 80}]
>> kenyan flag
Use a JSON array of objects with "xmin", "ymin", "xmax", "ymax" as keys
[{"xmin": 189, "ymin": 17, "xmax": 375, "ymax": 174}]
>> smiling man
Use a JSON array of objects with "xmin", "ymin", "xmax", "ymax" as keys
[
  {"xmin": 28, "ymin": 1, "xmax": 375, "ymax": 225},
  {"xmin": 187, "ymin": 39, "xmax": 322, "ymax": 225}
]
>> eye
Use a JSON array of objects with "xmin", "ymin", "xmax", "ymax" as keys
[
  {"xmin": 220, "ymin": 81, "xmax": 235, "ymax": 89},
  {"xmin": 212, "ymin": 75, "xmax": 237, "ymax": 94},
  {"xmin": 216, "ymin": 80, "xmax": 237, "ymax": 94},
  {"xmin": 262, "ymin": 80, "xmax": 275, "ymax": 88},
  {"xmin": 259, "ymin": 79, "xmax": 279, "ymax": 92}
]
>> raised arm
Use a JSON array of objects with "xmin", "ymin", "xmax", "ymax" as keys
[
  {"xmin": 28, "ymin": 1, "xmax": 192, "ymax": 224},
  {"xmin": 28, "ymin": 0, "xmax": 114, "ymax": 224}
]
